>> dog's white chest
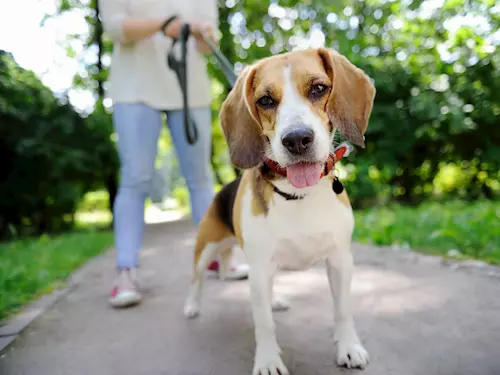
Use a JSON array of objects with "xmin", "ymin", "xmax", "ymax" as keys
[
  {"xmin": 273, "ymin": 229, "xmax": 333, "ymax": 270},
  {"xmin": 243, "ymin": 179, "xmax": 354, "ymax": 271}
]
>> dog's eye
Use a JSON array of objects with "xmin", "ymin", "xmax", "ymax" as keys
[
  {"xmin": 256, "ymin": 95, "xmax": 276, "ymax": 109},
  {"xmin": 309, "ymin": 84, "xmax": 328, "ymax": 99}
]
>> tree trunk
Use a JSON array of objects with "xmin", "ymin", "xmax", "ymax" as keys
[
  {"xmin": 94, "ymin": 0, "xmax": 105, "ymax": 99},
  {"xmin": 94, "ymin": 0, "xmax": 118, "ymax": 218}
]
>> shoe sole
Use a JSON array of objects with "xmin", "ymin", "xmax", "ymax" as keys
[
  {"xmin": 109, "ymin": 291, "xmax": 142, "ymax": 308},
  {"xmin": 206, "ymin": 270, "xmax": 249, "ymax": 281}
]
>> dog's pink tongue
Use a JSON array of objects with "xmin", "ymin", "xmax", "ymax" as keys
[{"xmin": 286, "ymin": 163, "xmax": 322, "ymax": 188}]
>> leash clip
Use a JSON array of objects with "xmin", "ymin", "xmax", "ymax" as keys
[{"xmin": 330, "ymin": 142, "xmax": 352, "ymax": 194}]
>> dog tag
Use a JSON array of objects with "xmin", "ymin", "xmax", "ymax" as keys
[{"xmin": 332, "ymin": 176, "xmax": 344, "ymax": 194}]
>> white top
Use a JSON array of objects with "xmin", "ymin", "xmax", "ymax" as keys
[{"xmin": 99, "ymin": 0, "xmax": 218, "ymax": 110}]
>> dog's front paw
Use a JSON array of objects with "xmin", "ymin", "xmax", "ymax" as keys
[
  {"xmin": 253, "ymin": 349, "xmax": 289, "ymax": 375},
  {"xmin": 336, "ymin": 341, "xmax": 369, "ymax": 369},
  {"xmin": 183, "ymin": 299, "xmax": 200, "ymax": 319},
  {"xmin": 335, "ymin": 322, "xmax": 369, "ymax": 369}
]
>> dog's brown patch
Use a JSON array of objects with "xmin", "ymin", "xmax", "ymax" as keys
[
  {"xmin": 337, "ymin": 190, "xmax": 351, "ymax": 208},
  {"xmin": 251, "ymin": 170, "xmax": 275, "ymax": 217},
  {"xmin": 232, "ymin": 168, "xmax": 279, "ymax": 247},
  {"xmin": 318, "ymin": 48, "xmax": 376, "ymax": 148},
  {"xmin": 232, "ymin": 172, "xmax": 249, "ymax": 247}
]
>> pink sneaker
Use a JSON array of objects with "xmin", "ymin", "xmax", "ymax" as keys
[
  {"xmin": 207, "ymin": 259, "xmax": 249, "ymax": 280},
  {"xmin": 109, "ymin": 268, "xmax": 142, "ymax": 308}
]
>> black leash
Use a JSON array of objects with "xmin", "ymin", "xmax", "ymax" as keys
[
  {"xmin": 199, "ymin": 31, "xmax": 237, "ymax": 88},
  {"xmin": 167, "ymin": 23, "xmax": 198, "ymax": 145},
  {"xmin": 167, "ymin": 26, "xmax": 238, "ymax": 145}
]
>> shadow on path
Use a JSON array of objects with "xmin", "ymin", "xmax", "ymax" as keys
[{"xmin": 1, "ymin": 220, "xmax": 499, "ymax": 375}]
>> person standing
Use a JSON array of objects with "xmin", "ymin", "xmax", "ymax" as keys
[{"xmin": 99, "ymin": 0, "xmax": 249, "ymax": 308}]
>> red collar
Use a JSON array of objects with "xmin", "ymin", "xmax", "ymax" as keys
[{"xmin": 263, "ymin": 143, "xmax": 351, "ymax": 178}]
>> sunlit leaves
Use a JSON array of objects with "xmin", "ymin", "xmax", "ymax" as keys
[{"xmin": 45, "ymin": 0, "xmax": 500, "ymax": 204}]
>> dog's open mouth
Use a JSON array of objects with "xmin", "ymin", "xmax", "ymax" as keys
[{"xmin": 286, "ymin": 162, "xmax": 322, "ymax": 188}]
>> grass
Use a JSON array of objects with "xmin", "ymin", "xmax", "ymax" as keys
[
  {"xmin": 0, "ymin": 230, "xmax": 113, "ymax": 322},
  {"xmin": 0, "ymin": 186, "xmax": 179, "ymax": 324},
  {"xmin": 353, "ymin": 200, "xmax": 500, "ymax": 265},
  {"xmin": 1, "ymin": 192, "xmax": 498, "ymax": 323}
]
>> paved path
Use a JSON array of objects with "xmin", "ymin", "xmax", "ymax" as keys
[{"xmin": 1, "ymin": 219, "xmax": 500, "ymax": 375}]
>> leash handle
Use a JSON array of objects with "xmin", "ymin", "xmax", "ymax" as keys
[
  {"xmin": 179, "ymin": 24, "xmax": 198, "ymax": 145},
  {"xmin": 167, "ymin": 23, "xmax": 198, "ymax": 145},
  {"xmin": 200, "ymin": 30, "xmax": 237, "ymax": 88},
  {"xmin": 166, "ymin": 26, "xmax": 238, "ymax": 144}
]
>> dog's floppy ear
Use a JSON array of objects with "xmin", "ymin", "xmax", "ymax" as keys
[
  {"xmin": 318, "ymin": 48, "xmax": 376, "ymax": 148},
  {"xmin": 219, "ymin": 65, "xmax": 265, "ymax": 169}
]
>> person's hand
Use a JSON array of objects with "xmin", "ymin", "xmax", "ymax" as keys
[
  {"xmin": 163, "ymin": 17, "xmax": 184, "ymax": 39},
  {"xmin": 191, "ymin": 23, "xmax": 219, "ymax": 54},
  {"xmin": 163, "ymin": 19, "xmax": 218, "ymax": 53}
]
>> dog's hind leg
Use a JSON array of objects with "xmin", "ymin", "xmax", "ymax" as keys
[
  {"xmin": 217, "ymin": 246, "xmax": 232, "ymax": 281},
  {"xmin": 270, "ymin": 274, "xmax": 289, "ymax": 312},
  {"xmin": 183, "ymin": 242, "xmax": 219, "ymax": 318},
  {"xmin": 183, "ymin": 204, "xmax": 234, "ymax": 319}
]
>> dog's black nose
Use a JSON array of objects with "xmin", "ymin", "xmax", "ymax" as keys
[{"xmin": 281, "ymin": 128, "xmax": 315, "ymax": 155}]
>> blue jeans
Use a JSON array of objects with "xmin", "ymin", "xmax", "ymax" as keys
[{"xmin": 112, "ymin": 103, "xmax": 214, "ymax": 269}]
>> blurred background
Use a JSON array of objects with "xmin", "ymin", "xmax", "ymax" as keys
[{"xmin": 0, "ymin": 0, "xmax": 499, "ymax": 322}]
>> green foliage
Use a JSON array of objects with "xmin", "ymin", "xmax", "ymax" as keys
[
  {"xmin": 215, "ymin": 0, "xmax": 500, "ymax": 205},
  {"xmin": 172, "ymin": 186, "xmax": 190, "ymax": 210},
  {"xmin": 354, "ymin": 200, "xmax": 500, "ymax": 264},
  {"xmin": 0, "ymin": 230, "xmax": 113, "ymax": 322},
  {"xmin": 76, "ymin": 190, "xmax": 110, "ymax": 212},
  {"xmin": 82, "ymin": 100, "xmax": 120, "ymax": 196},
  {"xmin": 50, "ymin": 0, "xmax": 500, "ymax": 207},
  {"xmin": 0, "ymin": 51, "xmax": 118, "ymax": 238}
]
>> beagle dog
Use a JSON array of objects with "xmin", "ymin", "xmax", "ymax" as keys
[{"xmin": 183, "ymin": 47, "xmax": 376, "ymax": 374}]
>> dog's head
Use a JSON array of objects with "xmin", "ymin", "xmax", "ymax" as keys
[{"xmin": 220, "ymin": 48, "xmax": 376, "ymax": 188}]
